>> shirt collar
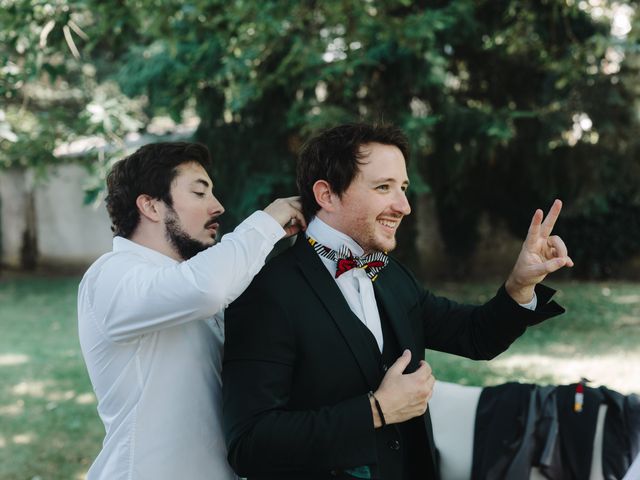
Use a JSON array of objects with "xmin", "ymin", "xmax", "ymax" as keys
[
  {"xmin": 306, "ymin": 216, "xmax": 364, "ymax": 257},
  {"xmin": 113, "ymin": 236, "xmax": 179, "ymax": 267}
]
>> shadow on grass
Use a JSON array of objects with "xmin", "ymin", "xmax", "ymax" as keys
[{"xmin": 428, "ymin": 281, "xmax": 640, "ymax": 394}]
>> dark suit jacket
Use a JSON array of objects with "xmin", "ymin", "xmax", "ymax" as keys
[{"xmin": 223, "ymin": 235, "xmax": 564, "ymax": 479}]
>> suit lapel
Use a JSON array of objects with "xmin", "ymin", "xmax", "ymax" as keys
[
  {"xmin": 293, "ymin": 236, "xmax": 380, "ymax": 390},
  {"xmin": 373, "ymin": 271, "xmax": 421, "ymax": 373}
]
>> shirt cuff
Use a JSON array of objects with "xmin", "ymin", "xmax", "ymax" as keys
[
  {"xmin": 235, "ymin": 210, "xmax": 286, "ymax": 244},
  {"xmin": 518, "ymin": 292, "xmax": 537, "ymax": 311}
]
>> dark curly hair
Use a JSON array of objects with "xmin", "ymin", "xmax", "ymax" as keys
[
  {"xmin": 296, "ymin": 123, "xmax": 410, "ymax": 222},
  {"xmin": 105, "ymin": 142, "xmax": 212, "ymax": 238}
]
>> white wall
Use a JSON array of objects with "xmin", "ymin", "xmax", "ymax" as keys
[
  {"xmin": 36, "ymin": 164, "xmax": 113, "ymax": 265},
  {"xmin": 0, "ymin": 165, "xmax": 113, "ymax": 268}
]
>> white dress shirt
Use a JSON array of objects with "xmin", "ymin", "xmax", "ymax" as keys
[
  {"xmin": 623, "ymin": 451, "xmax": 640, "ymax": 480},
  {"xmin": 306, "ymin": 217, "xmax": 537, "ymax": 354},
  {"xmin": 306, "ymin": 217, "xmax": 385, "ymax": 351},
  {"xmin": 78, "ymin": 211, "xmax": 285, "ymax": 480}
]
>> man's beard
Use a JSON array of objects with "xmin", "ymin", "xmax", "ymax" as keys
[{"xmin": 164, "ymin": 207, "xmax": 212, "ymax": 260}]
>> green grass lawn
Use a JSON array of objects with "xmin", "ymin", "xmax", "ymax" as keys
[
  {"xmin": 0, "ymin": 276, "xmax": 103, "ymax": 480},
  {"xmin": 429, "ymin": 282, "xmax": 640, "ymax": 392},
  {"xmin": 0, "ymin": 276, "xmax": 639, "ymax": 479}
]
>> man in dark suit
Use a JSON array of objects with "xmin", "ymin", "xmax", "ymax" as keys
[{"xmin": 223, "ymin": 123, "xmax": 572, "ymax": 479}]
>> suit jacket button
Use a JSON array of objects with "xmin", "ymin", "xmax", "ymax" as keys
[
  {"xmin": 388, "ymin": 439, "xmax": 400, "ymax": 451},
  {"xmin": 382, "ymin": 363, "xmax": 388, "ymax": 372}
]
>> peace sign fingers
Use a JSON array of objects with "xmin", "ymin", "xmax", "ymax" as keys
[
  {"xmin": 524, "ymin": 208, "xmax": 544, "ymax": 249},
  {"xmin": 506, "ymin": 198, "xmax": 572, "ymax": 303},
  {"xmin": 540, "ymin": 199, "xmax": 563, "ymax": 239}
]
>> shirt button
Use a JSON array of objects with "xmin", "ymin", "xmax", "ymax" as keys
[{"xmin": 388, "ymin": 439, "xmax": 400, "ymax": 451}]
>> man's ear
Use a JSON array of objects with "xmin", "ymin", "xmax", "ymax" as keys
[
  {"xmin": 312, "ymin": 180, "xmax": 338, "ymax": 212},
  {"xmin": 135, "ymin": 194, "xmax": 162, "ymax": 222}
]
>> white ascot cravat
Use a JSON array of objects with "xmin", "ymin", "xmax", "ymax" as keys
[{"xmin": 306, "ymin": 217, "xmax": 384, "ymax": 352}]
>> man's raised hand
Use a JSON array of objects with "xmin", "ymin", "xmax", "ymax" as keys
[{"xmin": 506, "ymin": 199, "xmax": 574, "ymax": 304}]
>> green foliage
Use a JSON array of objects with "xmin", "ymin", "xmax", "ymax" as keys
[
  {"xmin": 422, "ymin": 1, "xmax": 640, "ymax": 274},
  {"xmin": 0, "ymin": 0, "xmax": 146, "ymax": 171},
  {"xmin": 2, "ymin": 0, "xmax": 639, "ymax": 276},
  {"xmin": 100, "ymin": 0, "xmax": 470, "ymax": 224}
]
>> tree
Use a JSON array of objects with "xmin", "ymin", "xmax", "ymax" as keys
[
  {"xmin": 2, "ymin": 0, "xmax": 639, "ymax": 276},
  {"xmin": 423, "ymin": 0, "xmax": 640, "ymax": 277}
]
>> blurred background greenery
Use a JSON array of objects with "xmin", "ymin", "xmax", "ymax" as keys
[{"xmin": 2, "ymin": 0, "xmax": 640, "ymax": 278}]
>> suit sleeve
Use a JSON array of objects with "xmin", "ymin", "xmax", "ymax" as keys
[
  {"xmin": 222, "ymin": 279, "xmax": 377, "ymax": 476},
  {"xmin": 417, "ymin": 279, "xmax": 565, "ymax": 360}
]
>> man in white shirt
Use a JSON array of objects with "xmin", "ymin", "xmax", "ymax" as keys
[
  {"xmin": 77, "ymin": 141, "xmax": 305, "ymax": 480},
  {"xmin": 223, "ymin": 123, "xmax": 572, "ymax": 480}
]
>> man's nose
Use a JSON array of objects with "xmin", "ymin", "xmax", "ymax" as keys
[
  {"xmin": 209, "ymin": 194, "xmax": 225, "ymax": 216},
  {"xmin": 394, "ymin": 191, "xmax": 411, "ymax": 216}
]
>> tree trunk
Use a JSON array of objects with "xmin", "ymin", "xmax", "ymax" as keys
[
  {"xmin": 0, "ymin": 167, "xmax": 38, "ymax": 270},
  {"xmin": 21, "ymin": 184, "xmax": 38, "ymax": 270}
]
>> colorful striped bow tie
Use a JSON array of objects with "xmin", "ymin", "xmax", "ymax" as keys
[{"xmin": 307, "ymin": 236, "xmax": 388, "ymax": 281}]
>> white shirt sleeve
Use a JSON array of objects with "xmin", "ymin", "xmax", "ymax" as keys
[
  {"xmin": 518, "ymin": 293, "xmax": 537, "ymax": 311},
  {"xmin": 623, "ymin": 452, "xmax": 640, "ymax": 480},
  {"xmin": 86, "ymin": 211, "xmax": 285, "ymax": 342}
]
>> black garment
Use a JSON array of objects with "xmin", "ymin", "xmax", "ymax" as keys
[
  {"xmin": 472, "ymin": 382, "xmax": 640, "ymax": 479},
  {"xmin": 223, "ymin": 235, "xmax": 564, "ymax": 480},
  {"xmin": 557, "ymin": 385, "xmax": 640, "ymax": 479},
  {"xmin": 472, "ymin": 383, "xmax": 568, "ymax": 480},
  {"xmin": 379, "ymin": 303, "xmax": 432, "ymax": 480},
  {"xmin": 348, "ymin": 298, "xmax": 432, "ymax": 480}
]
